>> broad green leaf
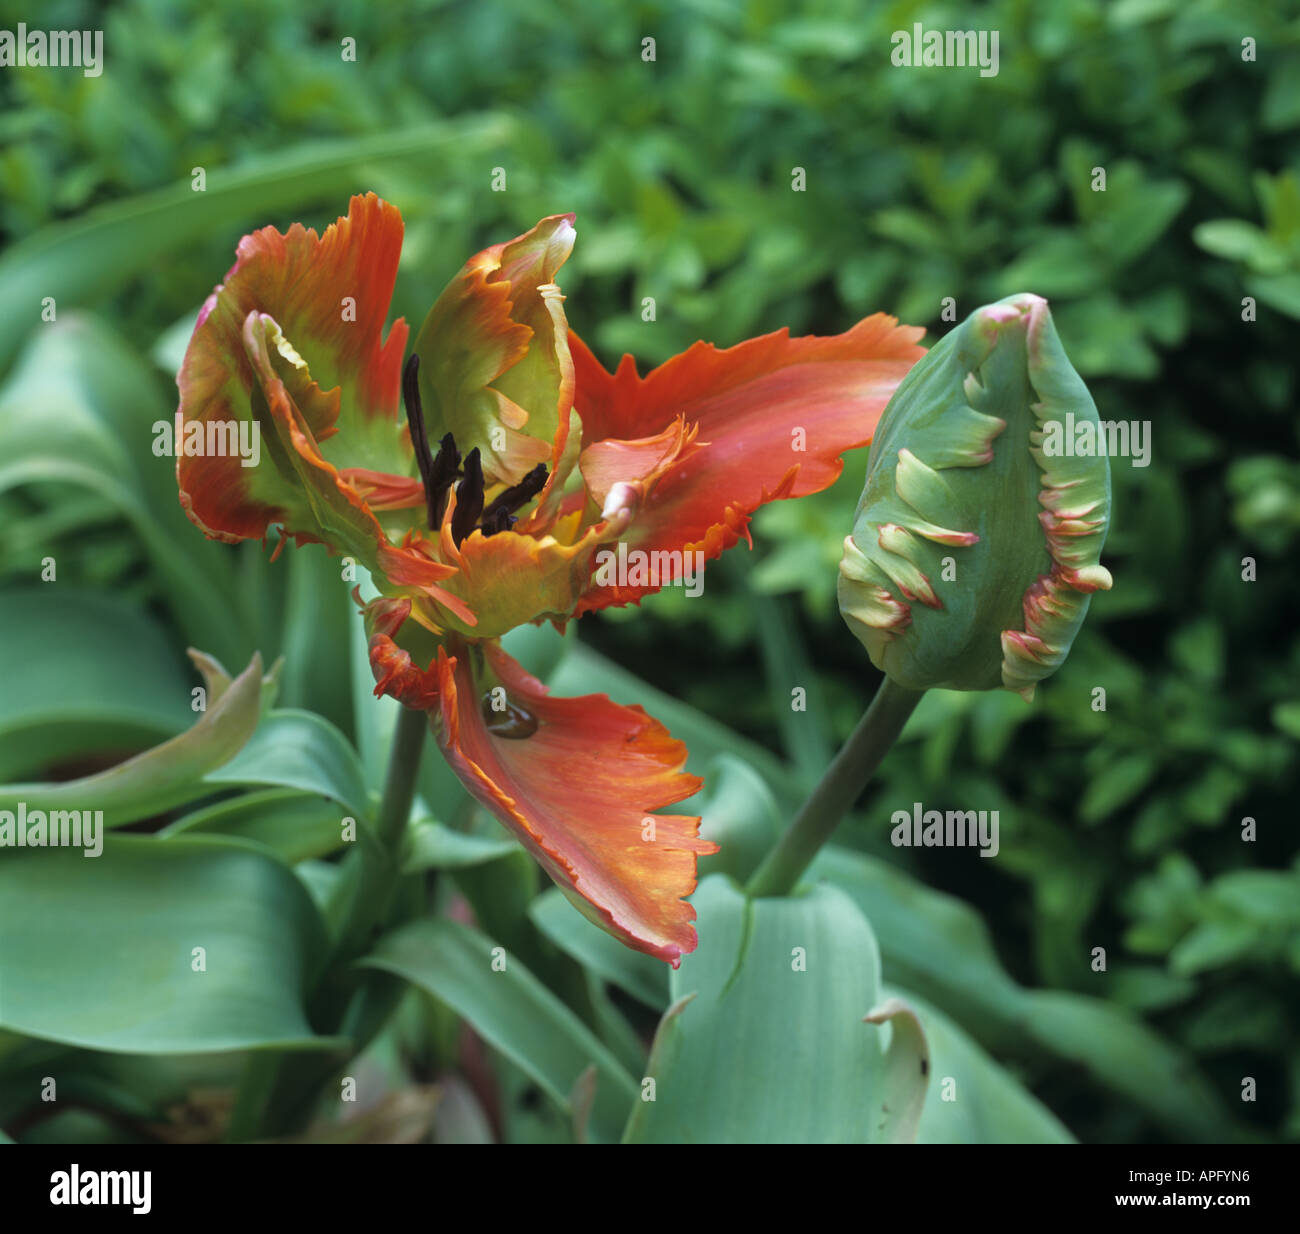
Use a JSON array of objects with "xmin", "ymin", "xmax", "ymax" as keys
[
  {"xmin": 583, "ymin": 973, "xmax": 652, "ymax": 1080},
  {"xmin": 447, "ymin": 846, "xmax": 541, "ymax": 967},
  {"xmin": 1247, "ymin": 271, "xmax": 1300, "ymax": 320},
  {"xmin": 0, "ymin": 836, "xmax": 334, "ymax": 1053},
  {"xmin": 815, "ymin": 845, "xmax": 1242, "ymax": 1141},
  {"xmin": 885, "ymin": 988, "xmax": 1073, "ymax": 1144},
  {"xmin": 0, "ymin": 318, "xmax": 250, "ymax": 668},
  {"xmin": 348, "ymin": 567, "xmax": 401, "ymax": 793},
  {"xmin": 696, "ymin": 753, "xmax": 784, "ymax": 882},
  {"xmin": 0, "ymin": 586, "xmax": 191, "ymax": 780},
  {"xmin": 277, "ymin": 544, "xmax": 356, "ymax": 736},
  {"xmin": 362, "ymin": 918, "xmax": 637, "ymax": 1143},
  {"xmin": 624, "ymin": 874, "xmax": 927, "ymax": 1143},
  {"xmin": 0, "ymin": 652, "xmax": 265, "ymax": 826},
  {"xmin": 750, "ymin": 589, "xmax": 832, "ymax": 782},
  {"xmin": 1193, "ymin": 219, "xmax": 1284, "ymax": 269},
  {"xmin": 205, "ymin": 709, "xmax": 371, "ymax": 821},
  {"xmin": 1169, "ymin": 921, "xmax": 1259, "ymax": 976},
  {"xmin": 0, "ymin": 1043, "xmax": 247, "ymax": 1131},
  {"xmin": 996, "ymin": 230, "xmax": 1105, "ymax": 298},
  {"xmin": 402, "ymin": 820, "xmax": 516, "ymax": 872},
  {"xmin": 1095, "ymin": 177, "xmax": 1189, "ymax": 266},
  {"xmin": 1022, "ymin": 993, "xmax": 1239, "ymax": 1141},
  {"xmin": 813, "ymin": 845, "xmax": 1026, "ymax": 1039},
  {"xmin": 162, "ymin": 787, "xmax": 348, "ymax": 864},
  {"xmin": 151, "ymin": 308, "xmax": 201, "ymax": 375},
  {"xmin": 1080, "ymin": 751, "xmax": 1160, "ymax": 823},
  {"xmin": 500, "ymin": 619, "xmax": 573, "ymax": 682},
  {"xmin": 529, "ymin": 889, "xmax": 671, "ymax": 1011},
  {"xmin": 863, "ymin": 996, "xmax": 930, "ymax": 1144}
]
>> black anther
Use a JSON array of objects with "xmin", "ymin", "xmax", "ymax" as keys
[
  {"xmin": 401, "ymin": 354, "xmax": 441, "ymax": 530},
  {"xmin": 451, "ymin": 448, "xmax": 485, "ymax": 545}
]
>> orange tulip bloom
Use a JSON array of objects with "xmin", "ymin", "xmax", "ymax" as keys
[{"xmin": 177, "ymin": 193, "xmax": 924, "ymax": 964}]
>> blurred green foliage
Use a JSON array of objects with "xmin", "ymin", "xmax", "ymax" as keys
[{"xmin": 1, "ymin": 0, "xmax": 1297, "ymax": 1143}]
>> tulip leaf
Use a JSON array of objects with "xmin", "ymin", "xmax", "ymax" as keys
[
  {"xmin": 205, "ymin": 709, "xmax": 371, "ymax": 822},
  {"xmin": 1018, "ymin": 992, "xmax": 1237, "ymax": 1137},
  {"xmin": 749, "ymin": 588, "xmax": 834, "ymax": 783},
  {"xmin": 161, "ymin": 788, "xmax": 349, "ymax": 864},
  {"xmin": 0, "ymin": 653, "xmax": 266, "ymax": 827},
  {"xmin": 885, "ymin": 988, "xmax": 1073, "ymax": 1143},
  {"xmin": 814, "ymin": 845, "xmax": 1243, "ymax": 1141},
  {"xmin": 277, "ymin": 544, "xmax": 356, "ymax": 736},
  {"xmin": 401, "ymin": 820, "xmax": 516, "ymax": 872},
  {"xmin": 695, "ymin": 753, "xmax": 784, "ymax": 883},
  {"xmin": 623, "ymin": 874, "xmax": 928, "ymax": 1143},
  {"xmin": 863, "ymin": 996, "xmax": 930, "ymax": 1143},
  {"xmin": 529, "ymin": 888, "xmax": 671, "ymax": 1011},
  {"xmin": 347, "ymin": 569, "xmax": 403, "ymax": 793},
  {"xmin": 0, "ymin": 319, "xmax": 250, "ymax": 668},
  {"xmin": 0, "ymin": 586, "xmax": 192, "ymax": 781},
  {"xmin": 0, "ymin": 836, "xmax": 335, "ymax": 1053},
  {"xmin": 812, "ymin": 845, "xmax": 1027, "ymax": 1032},
  {"xmin": 361, "ymin": 918, "xmax": 637, "ymax": 1144}
]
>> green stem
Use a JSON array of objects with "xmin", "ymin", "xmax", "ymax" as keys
[
  {"xmin": 375, "ymin": 704, "xmax": 428, "ymax": 851},
  {"xmin": 327, "ymin": 704, "xmax": 427, "ymax": 959},
  {"xmin": 226, "ymin": 705, "xmax": 428, "ymax": 1142},
  {"xmin": 746, "ymin": 677, "xmax": 924, "ymax": 898}
]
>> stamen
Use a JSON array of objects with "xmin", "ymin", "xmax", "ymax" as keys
[
  {"xmin": 479, "ymin": 506, "xmax": 516, "ymax": 537},
  {"xmin": 451, "ymin": 448, "xmax": 485, "ymax": 545},
  {"xmin": 401, "ymin": 354, "xmax": 441, "ymax": 530},
  {"xmin": 480, "ymin": 462, "xmax": 549, "ymax": 529},
  {"xmin": 401, "ymin": 364, "xmax": 545, "ymax": 543},
  {"xmin": 426, "ymin": 432, "xmax": 461, "ymax": 528}
]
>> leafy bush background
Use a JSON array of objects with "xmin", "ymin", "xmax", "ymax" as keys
[{"xmin": 0, "ymin": 0, "xmax": 1296, "ymax": 1142}]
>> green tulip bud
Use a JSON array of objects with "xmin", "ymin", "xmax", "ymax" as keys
[{"xmin": 838, "ymin": 293, "xmax": 1112, "ymax": 700}]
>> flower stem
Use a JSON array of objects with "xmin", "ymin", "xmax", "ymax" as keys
[
  {"xmin": 326, "ymin": 703, "xmax": 427, "ymax": 962},
  {"xmin": 225, "ymin": 705, "xmax": 428, "ymax": 1142},
  {"xmin": 376, "ymin": 703, "xmax": 429, "ymax": 850},
  {"xmin": 745, "ymin": 677, "xmax": 924, "ymax": 899}
]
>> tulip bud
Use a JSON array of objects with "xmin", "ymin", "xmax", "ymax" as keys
[{"xmin": 838, "ymin": 294, "xmax": 1112, "ymax": 700}]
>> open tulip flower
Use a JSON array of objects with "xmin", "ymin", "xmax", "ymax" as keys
[{"xmin": 176, "ymin": 193, "xmax": 925, "ymax": 964}]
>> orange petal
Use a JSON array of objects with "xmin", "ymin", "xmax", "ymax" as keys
[
  {"xmin": 578, "ymin": 416, "xmax": 700, "ymax": 510},
  {"xmin": 411, "ymin": 487, "xmax": 630, "ymax": 639},
  {"xmin": 434, "ymin": 641, "xmax": 714, "ymax": 966},
  {"xmin": 570, "ymin": 316, "xmax": 925, "ymax": 612},
  {"xmin": 412, "ymin": 215, "xmax": 577, "ymax": 488},
  {"xmin": 177, "ymin": 193, "xmax": 416, "ymax": 545},
  {"xmin": 364, "ymin": 595, "xmax": 445, "ymax": 709},
  {"xmin": 237, "ymin": 312, "xmax": 474, "ymax": 623}
]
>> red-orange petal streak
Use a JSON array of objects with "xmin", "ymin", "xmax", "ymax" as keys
[
  {"xmin": 570, "ymin": 316, "xmax": 925, "ymax": 612},
  {"xmin": 435, "ymin": 642, "xmax": 714, "ymax": 966},
  {"xmin": 177, "ymin": 192, "xmax": 413, "ymax": 544}
]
